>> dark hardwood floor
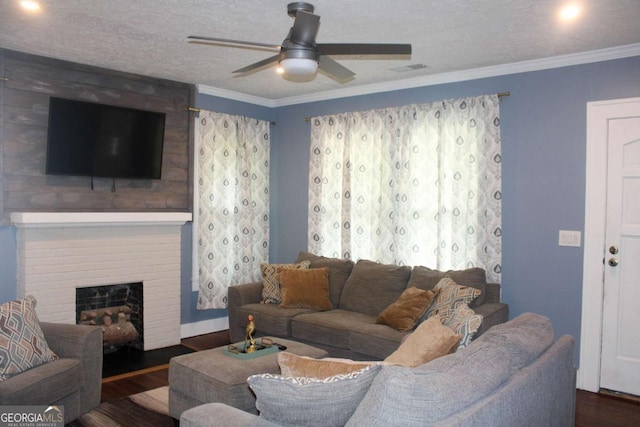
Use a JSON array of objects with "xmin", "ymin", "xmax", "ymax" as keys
[
  {"xmin": 100, "ymin": 330, "xmax": 229, "ymax": 402},
  {"xmin": 101, "ymin": 331, "xmax": 640, "ymax": 426}
]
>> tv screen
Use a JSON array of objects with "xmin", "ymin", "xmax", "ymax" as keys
[{"xmin": 46, "ymin": 97, "xmax": 166, "ymax": 179}]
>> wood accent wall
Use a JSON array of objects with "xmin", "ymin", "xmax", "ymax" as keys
[{"xmin": 0, "ymin": 49, "xmax": 193, "ymax": 225}]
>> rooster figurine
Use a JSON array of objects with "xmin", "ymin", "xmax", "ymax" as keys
[{"xmin": 244, "ymin": 314, "xmax": 257, "ymax": 353}]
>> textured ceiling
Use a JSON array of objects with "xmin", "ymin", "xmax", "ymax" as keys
[{"xmin": 1, "ymin": 0, "xmax": 640, "ymax": 102}]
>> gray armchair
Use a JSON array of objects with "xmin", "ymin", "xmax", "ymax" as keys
[{"xmin": 0, "ymin": 323, "xmax": 103, "ymax": 424}]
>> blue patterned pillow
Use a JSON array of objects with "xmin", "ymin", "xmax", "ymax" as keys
[
  {"xmin": 444, "ymin": 303, "xmax": 483, "ymax": 349},
  {"xmin": 247, "ymin": 364, "xmax": 381, "ymax": 427},
  {"xmin": 260, "ymin": 261, "xmax": 311, "ymax": 304},
  {"xmin": 424, "ymin": 278, "xmax": 481, "ymax": 324},
  {"xmin": 0, "ymin": 296, "xmax": 58, "ymax": 381}
]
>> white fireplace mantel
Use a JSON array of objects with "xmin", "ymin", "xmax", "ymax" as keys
[
  {"xmin": 12, "ymin": 211, "xmax": 192, "ymax": 350},
  {"xmin": 11, "ymin": 212, "xmax": 192, "ymax": 228}
]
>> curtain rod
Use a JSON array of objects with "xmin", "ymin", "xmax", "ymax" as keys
[
  {"xmin": 188, "ymin": 107, "xmax": 276, "ymax": 125},
  {"xmin": 303, "ymin": 91, "xmax": 511, "ymax": 122}
]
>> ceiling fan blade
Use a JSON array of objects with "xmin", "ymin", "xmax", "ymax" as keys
[
  {"xmin": 317, "ymin": 43, "xmax": 412, "ymax": 56},
  {"xmin": 289, "ymin": 11, "xmax": 320, "ymax": 46},
  {"xmin": 232, "ymin": 54, "xmax": 280, "ymax": 74},
  {"xmin": 188, "ymin": 35, "xmax": 280, "ymax": 51},
  {"xmin": 318, "ymin": 56, "xmax": 355, "ymax": 83}
]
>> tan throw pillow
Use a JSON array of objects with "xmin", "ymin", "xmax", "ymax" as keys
[
  {"xmin": 278, "ymin": 352, "xmax": 377, "ymax": 379},
  {"xmin": 0, "ymin": 296, "xmax": 58, "ymax": 381},
  {"xmin": 376, "ymin": 287, "xmax": 438, "ymax": 331},
  {"xmin": 424, "ymin": 277, "xmax": 481, "ymax": 324},
  {"xmin": 384, "ymin": 314, "xmax": 461, "ymax": 367},
  {"xmin": 279, "ymin": 268, "xmax": 333, "ymax": 310},
  {"xmin": 260, "ymin": 261, "xmax": 311, "ymax": 304}
]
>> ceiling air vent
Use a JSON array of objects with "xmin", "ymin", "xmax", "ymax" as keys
[{"xmin": 390, "ymin": 64, "xmax": 428, "ymax": 73}]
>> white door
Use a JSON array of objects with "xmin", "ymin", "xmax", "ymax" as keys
[{"xmin": 599, "ymin": 105, "xmax": 640, "ymax": 396}]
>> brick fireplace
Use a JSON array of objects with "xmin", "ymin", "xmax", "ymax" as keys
[{"xmin": 11, "ymin": 212, "xmax": 191, "ymax": 351}]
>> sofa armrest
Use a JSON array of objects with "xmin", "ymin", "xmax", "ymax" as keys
[
  {"xmin": 40, "ymin": 323, "xmax": 103, "ymax": 414},
  {"xmin": 228, "ymin": 281, "xmax": 263, "ymax": 307},
  {"xmin": 181, "ymin": 402, "xmax": 280, "ymax": 427},
  {"xmin": 484, "ymin": 283, "xmax": 501, "ymax": 304},
  {"xmin": 473, "ymin": 303, "xmax": 509, "ymax": 337},
  {"xmin": 228, "ymin": 280, "xmax": 262, "ymax": 319}
]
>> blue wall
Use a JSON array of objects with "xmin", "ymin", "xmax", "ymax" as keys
[{"xmin": 0, "ymin": 227, "xmax": 16, "ymax": 303}]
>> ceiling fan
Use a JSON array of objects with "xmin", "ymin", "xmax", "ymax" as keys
[{"xmin": 188, "ymin": 2, "xmax": 411, "ymax": 83}]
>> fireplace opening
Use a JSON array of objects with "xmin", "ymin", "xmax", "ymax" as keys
[{"xmin": 76, "ymin": 282, "xmax": 143, "ymax": 353}]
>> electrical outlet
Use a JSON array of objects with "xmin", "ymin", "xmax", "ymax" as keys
[{"xmin": 559, "ymin": 230, "xmax": 581, "ymax": 247}]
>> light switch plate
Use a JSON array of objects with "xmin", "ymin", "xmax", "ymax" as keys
[{"xmin": 559, "ymin": 230, "xmax": 581, "ymax": 247}]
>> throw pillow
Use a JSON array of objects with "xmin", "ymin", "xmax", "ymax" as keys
[
  {"xmin": 375, "ymin": 287, "xmax": 438, "ymax": 331},
  {"xmin": 384, "ymin": 314, "xmax": 461, "ymax": 367},
  {"xmin": 295, "ymin": 251, "xmax": 355, "ymax": 307},
  {"xmin": 423, "ymin": 277, "xmax": 481, "ymax": 324},
  {"xmin": 408, "ymin": 266, "xmax": 487, "ymax": 307},
  {"xmin": 260, "ymin": 261, "xmax": 311, "ymax": 304},
  {"xmin": 278, "ymin": 352, "xmax": 376, "ymax": 379},
  {"xmin": 0, "ymin": 296, "xmax": 58, "ymax": 381},
  {"xmin": 444, "ymin": 303, "xmax": 483, "ymax": 349},
  {"xmin": 247, "ymin": 364, "xmax": 381, "ymax": 427},
  {"xmin": 279, "ymin": 268, "xmax": 333, "ymax": 311}
]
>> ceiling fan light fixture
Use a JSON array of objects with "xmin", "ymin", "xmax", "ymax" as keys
[{"xmin": 279, "ymin": 57, "xmax": 318, "ymax": 76}]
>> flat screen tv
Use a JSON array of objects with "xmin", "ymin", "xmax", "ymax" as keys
[{"xmin": 46, "ymin": 97, "xmax": 166, "ymax": 179}]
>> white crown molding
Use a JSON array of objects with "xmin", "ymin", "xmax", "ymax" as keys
[
  {"xmin": 197, "ymin": 43, "xmax": 640, "ymax": 108},
  {"xmin": 196, "ymin": 84, "xmax": 277, "ymax": 108}
]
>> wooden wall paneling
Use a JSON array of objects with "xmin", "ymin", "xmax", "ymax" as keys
[
  {"xmin": 0, "ymin": 49, "xmax": 194, "ymax": 224},
  {"xmin": 0, "ymin": 51, "xmax": 5, "ymax": 217}
]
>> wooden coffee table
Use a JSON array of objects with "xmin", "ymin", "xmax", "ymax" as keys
[{"xmin": 168, "ymin": 337, "xmax": 328, "ymax": 419}]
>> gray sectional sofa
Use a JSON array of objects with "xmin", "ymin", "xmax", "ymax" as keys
[
  {"xmin": 181, "ymin": 313, "xmax": 577, "ymax": 426},
  {"xmin": 228, "ymin": 252, "xmax": 509, "ymax": 360}
]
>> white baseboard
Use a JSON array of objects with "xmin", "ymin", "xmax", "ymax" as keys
[{"xmin": 180, "ymin": 317, "xmax": 229, "ymax": 339}]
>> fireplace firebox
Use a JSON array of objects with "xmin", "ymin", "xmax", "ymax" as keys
[{"xmin": 76, "ymin": 282, "xmax": 143, "ymax": 352}]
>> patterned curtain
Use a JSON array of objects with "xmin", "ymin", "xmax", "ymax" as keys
[
  {"xmin": 196, "ymin": 111, "xmax": 270, "ymax": 309},
  {"xmin": 308, "ymin": 95, "xmax": 502, "ymax": 283}
]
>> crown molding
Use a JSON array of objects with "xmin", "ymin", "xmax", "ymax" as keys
[
  {"xmin": 197, "ymin": 43, "xmax": 640, "ymax": 108},
  {"xmin": 196, "ymin": 84, "xmax": 278, "ymax": 107}
]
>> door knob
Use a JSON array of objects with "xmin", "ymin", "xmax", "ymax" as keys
[
  {"xmin": 608, "ymin": 258, "xmax": 619, "ymax": 267},
  {"xmin": 609, "ymin": 246, "xmax": 619, "ymax": 254}
]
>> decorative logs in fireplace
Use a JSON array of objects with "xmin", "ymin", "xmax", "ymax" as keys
[{"xmin": 79, "ymin": 305, "xmax": 139, "ymax": 347}]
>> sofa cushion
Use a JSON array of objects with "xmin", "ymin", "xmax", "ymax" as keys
[
  {"xmin": 348, "ymin": 324, "xmax": 409, "ymax": 360},
  {"xmin": 408, "ymin": 266, "xmax": 487, "ymax": 307},
  {"xmin": 424, "ymin": 278, "xmax": 481, "ymax": 324},
  {"xmin": 296, "ymin": 252, "xmax": 355, "ymax": 308},
  {"xmin": 0, "ymin": 296, "xmax": 58, "ymax": 381},
  {"xmin": 347, "ymin": 313, "xmax": 555, "ymax": 426},
  {"xmin": 384, "ymin": 314, "xmax": 461, "ymax": 367},
  {"xmin": 338, "ymin": 260, "xmax": 411, "ymax": 316},
  {"xmin": 278, "ymin": 352, "xmax": 376, "ymax": 379},
  {"xmin": 235, "ymin": 303, "xmax": 316, "ymax": 338},
  {"xmin": 291, "ymin": 309, "xmax": 376, "ymax": 350},
  {"xmin": 279, "ymin": 268, "xmax": 332, "ymax": 311},
  {"xmin": 375, "ymin": 287, "xmax": 437, "ymax": 331},
  {"xmin": 444, "ymin": 303, "xmax": 483, "ymax": 349},
  {"xmin": 260, "ymin": 261, "xmax": 311, "ymax": 304},
  {"xmin": 248, "ymin": 364, "xmax": 381, "ymax": 427}
]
